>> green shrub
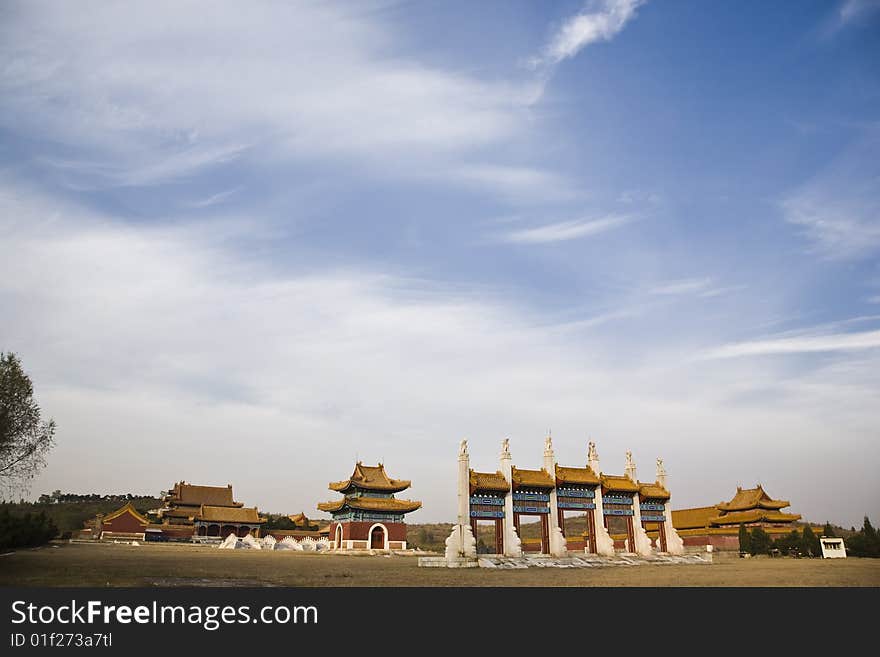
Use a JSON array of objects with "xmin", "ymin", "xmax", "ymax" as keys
[{"xmin": 0, "ymin": 508, "xmax": 58, "ymax": 550}]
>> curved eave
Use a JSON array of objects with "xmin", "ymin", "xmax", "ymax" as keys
[
  {"xmin": 710, "ymin": 511, "xmax": 802, "ymax": 526},
  {"xmin": 469, "ymin": 470, "xmax": 510, "ymax": 494},
  {"xmin": 102, "ymin": 503, "xmax": 149, "ymax": 525},
  {"xmin": 511, "ymin": 467, "xmax": 555, "ymax": 490},
  {"xmin": 638, "ymin": 482, "xmax": 671, "ymax": 501},
  {"xmin": 328, "ymin": 480, "xmax": 412, "ymax": 494},
  {"xmin": 600, "ymin": 474, "xmax": 640, "ymax": 493},
  {"xmin": 716, "ymin": 499, "xmax": 790, "ymax": 512},
  {"xmin": 756, "ymin": 500, "xmax": 790, "ymax": 510},
  {"xmin": 317, "ymin": 499, "xmax": 422, "ymax": 514},
  {"xmin": 555, "ymin": 464, "xmax": 600, "ymax": 487}
]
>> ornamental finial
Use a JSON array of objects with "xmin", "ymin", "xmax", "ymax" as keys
[{"xmin": 459, "ymin": 439, "xmax": 468, "ymax": 456}]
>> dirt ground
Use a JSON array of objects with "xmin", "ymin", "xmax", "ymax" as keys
[{"xmin": 1, "ymin": 542, "xmax": 877, "ymax": 587}]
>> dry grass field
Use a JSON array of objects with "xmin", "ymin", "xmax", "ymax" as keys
[{"xmin": 1, "ymin": 542, "xmax": 878, "ymax": 587}]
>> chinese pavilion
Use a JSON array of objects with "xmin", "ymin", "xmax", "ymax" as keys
[
  {"xmin": 445, "ymin": 436, "xmax": 685, "ymax": 560},
  {"xmin": 317, "ymin": 462, "xmax": 421, "ymax": 550},
  {"xmin": 671, "ymin": 484, "xmax": 814, "ymax": 550}
]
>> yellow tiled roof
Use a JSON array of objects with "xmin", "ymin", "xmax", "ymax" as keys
[
  {"xmin": 167, "ymin": 482, "xmax": 243, "ymax": 507},
  {"xmin": 555, "ymin": 464, "xmax": 600, "ymax": 486},
  {"xmin": 195, "ymin": 505, "xmax": 264, "ymax": 523},
  {"xmin": 317, "ymin": 497, "xmax": 422, "ymax": 514},
  {"xmin": 511, "ymin": 467, "xmax": 555, "ymax": 489},
  {"xmin": 671, "ymin": 506, "xmax": 718, "ymax": 530},
  {"xmin": 100, "ymin": 502, "xmax": 149, "ymax": 525},
  {"xmin": 288, "ymin": 512, "xmax": 320, "ymax": 529},
  {"xmin": 600, "ymin": 474, "xmax": 640, "ymax": 493},
  {"xmin": 328, "ymin": 462, "xmax": 412, "ymax": 493},
  {"xmin": 716, "ymin": 485, "xmax": 790, "ymax": 512},
  {"xmin": 469, "ymin": 470, "xmax": 510, "ymax": 493},
  {"xmin": 638, "ymin": 482, "xmax": 670, "ymax": 500},
  {"xmin": 709, "ymin": 509, "xmax": 801, "ymax": 526}
]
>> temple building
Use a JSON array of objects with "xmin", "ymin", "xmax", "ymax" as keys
[
  {"xmin": 445, "ymin": 437, "xmax": 684, "ymax": 561},
  {"xmin": 148, "ymin": 481, "xmax": 265, "ymax": 540},
  {"xmin": 672, "ymin": 484, "xmax": 813, "ymax": 550},
  {"xmin": 192, "ymin": 505, "xmax": 265, "ymax": 539},
  {"xmin": 78, "ymin": 502, "xmax": 149, "ymax": 541},
  {"xmin": 317, "ymin": 462, "xmax": 421, "ymax": 550}
]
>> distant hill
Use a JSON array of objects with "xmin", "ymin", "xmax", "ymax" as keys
[{"xmin": 1, "ymin": 494, "xmax": 163, "ymax": 536}]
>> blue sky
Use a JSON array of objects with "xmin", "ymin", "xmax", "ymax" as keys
[{"xmin": 1, "ymin": 1, "xmax": 878, "ymax": 527}]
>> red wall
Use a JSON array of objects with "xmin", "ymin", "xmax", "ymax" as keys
[
  {"xmin": 332, "ymin": 521, "xmax": 407, "ymax": 542},
  {"xmin": 103, "ymin": 511, "xmax": 147, "ymax": 534},
  {"xmin": 682, "ymin": 534, "xmax": 740, "ymax": 550},
  {"xmin": 156, "ymin": 525, "xmax": 194, "ymax": 539}
]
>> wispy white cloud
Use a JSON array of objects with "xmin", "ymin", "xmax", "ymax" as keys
[
  {"xmin": 530, "ymin": 0, "xmax": 646, "ymax": 69},
  {"xmin": 501, "ymin": 215, "xmax": 631, "ymax": 244},
  {"xmin": 838, "ymin": 0, "xmax": 880, "ymax": 26},
  {"xmin": 2, "ymin": 183, "xmax": 878, "ymax": 525},
  {"xmin": 523, "ymin": 1, "xmax": 647, "ymax": 105},
  {"xmin": 545, "ymin": 0, "xmax": 645, "ymax": 64},
  {"xmin": 648, "ymin": 278, "xmax": 745, "ymax": 299},
  {"xmin": 0, "ymin": 2, "xmax": 533, "ymax": 193},
  {"xmin": 649, "ymin": 278, "xmax": 714, "ymax": 296},
  {"xmin": 704, "ymin": 329, "xmax": 880, "ymax": 359},
  {"xmin": 817, "ymin": 0, "xmax": 880, "ymax": 38},
  {"xmin": 781, "ymin": 129, "xmax": 880, "ymax": 260},
  {"xmin": 784, "ymin": 198, "xmax": 880, "ymax": 260},
  {"xmin": 450, "ymin": 163, "xmax": 577, "ymax": 202},
  {"xmin": 185, "ymin": 187, "xmax": 242, "ymax": 209}
]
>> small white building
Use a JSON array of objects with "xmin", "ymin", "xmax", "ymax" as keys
[{"xmin": 820, "ymin": 537, "xmax": 846, "ymax": 558}]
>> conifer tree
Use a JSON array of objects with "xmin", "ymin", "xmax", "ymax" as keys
[
  {"xmin": 801, "ymin": 525, "xmax": 820, "ymax": 557},
  {"xmin": 738, "ymin": 523, "xmax": 751, "ymax": 554},
  {"xmin": 749, "ymin": 526, "xmax": 771, "ymax": 555}
]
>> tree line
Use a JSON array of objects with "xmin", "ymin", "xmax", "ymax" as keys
[
  {"xmin": 0, "ymin": 507, "xmax": 58, "ymax": 550},
  {"xmin": 738, "ymin": 517, "xmax": 879, "ymax": 558},
  {"xmin": 35, "ymin": 491, "xmax": 160, "ymax": 504}
]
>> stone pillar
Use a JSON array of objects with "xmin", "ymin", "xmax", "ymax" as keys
[
  {"xmin": 625, "ymin": 451, "xmax": 654, "ymax": 556},
  {"xmin": 500, "ymin": 438, "xmax": 523, "ymax": 557},
  {"xmin": 657, "ymin": 457, "xmax": 684, "ymax": 555},
  {"xmin": 444, "ymin": 439, "xmax": 477, "ymax": 560},
  {"xmin": 543, "ymin": 434, "xmax": 568, "ymax": 557},
  {"xmin": 587, "ymin": 441, "xmax": 615, "ymax": 556}
]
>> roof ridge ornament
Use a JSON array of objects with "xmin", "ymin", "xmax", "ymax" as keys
[
  {"xmin": 587, "ymin": 440, "xmax": 600, "ymax": 472},
  {"xmin": 624, "ymin": 449, "xmax": 636, "ymax": 480}
]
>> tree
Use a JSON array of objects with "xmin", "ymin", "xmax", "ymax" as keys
[
  {"xmin": 773, "ymin": 529, "xmax": 801, "ymax": 556},
  {"xmin": 822, "ymin": 522, "xmax": 836, "ymax": 538},
  {"xmin": 749, "ymin": 527, "xmax": 772, "ymax": 555},
  {"xmin": 801, "ymin": 526, "xmax": 820, "ymax": 557},
  {"xmin": 738, "ymin": 523, "xmax": 751, "ymax": 554},
  {"xmin": 847, "ymin": 516, "xmax": 880, "ymax": 558},
  {"xmin": 0, "ymin": 352, "xmax": 56, "ymax": 495}
]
